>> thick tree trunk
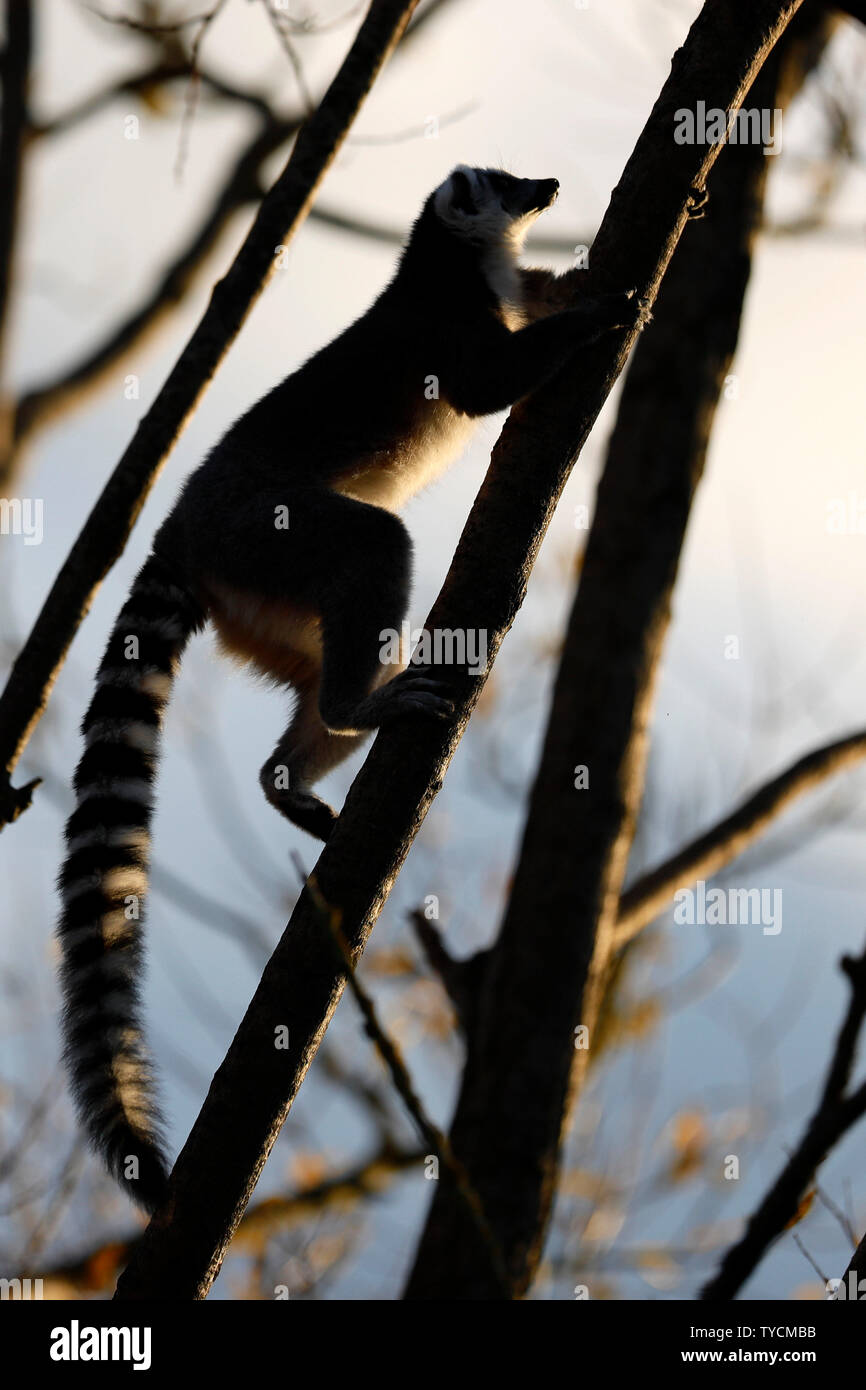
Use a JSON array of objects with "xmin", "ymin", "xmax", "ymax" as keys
[{"xmin": 405, "ymin": 10, "xmax": 829, "ymax": 1301}]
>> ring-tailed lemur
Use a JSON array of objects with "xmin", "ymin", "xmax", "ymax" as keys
[{"xmin": 57, "ymin": 166, "xmax": 645, "ymax": 1210}]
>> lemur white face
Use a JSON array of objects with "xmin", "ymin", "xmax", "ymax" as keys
[{"xmin": 433, "ymin": 166, "xmax": 560, "ymax": 248}]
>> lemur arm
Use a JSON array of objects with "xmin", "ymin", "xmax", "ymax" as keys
[
  {"xmin": 519, "ymin": 267, "xmax": 576, "ymax": 323},
  {"xmin": 439, "ymin": 289, "xmax": 636, "ymax": 418}
]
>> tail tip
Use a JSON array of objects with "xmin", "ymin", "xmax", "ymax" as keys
[{"xmin": 105, "ymin": 1134, "xmax": 171, "ymax": 1214}]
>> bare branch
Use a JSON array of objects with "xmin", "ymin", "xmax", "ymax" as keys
[
  {"xmin": 172, "ymin": 0, "xmax": 233, "ymax": 180},
  {"xmin": 347, "ymin": 99, "xmax": 476, "ymax": 144},
  {"xmin": 409, "ymin": 908, "xmax": 489, "ymax": 1039},
  {"xmin": 703, "ymin": 940, "xmax": 866, "ymax": 1300},
  {"xmin": 259, "ymin": 0, "xmax": 315, "ymax": 113},
  {"xmin": 13, "ymin": 113, "xmax": 298, "ymax": 453},
  {"xmin": 615, "ymin": 732, "xmax": 866, "ymax": 950},
  {"xmin": 301, "ymin": 864, "xmax": 508, "ymax": 1292},
  {"xmin": 30, "ymin": 61, "xmax": 276, "ymax": 137},
  {"xmin": 85, "ymin": 2, "xmax": 228, "ymax": 39}
]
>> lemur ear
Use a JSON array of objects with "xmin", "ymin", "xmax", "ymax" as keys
[{"xmin": 449, "ymin": 169, "xmax": 477, "ymax": 216}]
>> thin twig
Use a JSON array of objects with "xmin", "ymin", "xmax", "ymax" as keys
[
  {"xmin": 348, "ymin": 99, "xmax": 476, "ymax": 144},
  {"xmin": 792, "ymin": 1231, "xmax": 828, "ymax": 1287},
  {"xmin": 174, "ymin": 0, "xmax": 233, "ymax": 181},
  {"xmin": 815, "ymin": 1181, "xmax": 858, "ymax": 1247},
  {"xmin": 296, "ymin": 857, "xmax": 510, "ymax": 1294},
  {"xmin": 30, "ymin": 60, "xmax": 275, "ymax": 137},
  {"xmin": 260, "ymin": 0, "xmax": 315, "ymax": 112},
  {"xmin": 13, "ymin": 112, "xmax": 298, "ymax": 464},
  {"xmin": 86, "ymin": 3, "xmax": 227, "ymax": 38},
  {"xmin": 30, "ymin": 1143, "xmax": 422, "ymax": 1295}
]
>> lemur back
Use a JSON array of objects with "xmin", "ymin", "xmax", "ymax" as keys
[{"xmin": 57, "ymin": 165, "xmax": 641, "ymax": 1209}]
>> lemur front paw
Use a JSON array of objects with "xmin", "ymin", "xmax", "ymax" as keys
[
  {"xmin": 582, "ymin": 287, "xmax": 644, "ymax": 334},
  {"xmin": 604, "ymin": 288, "xmax": 654, "ymax": 333},
  {"xmin": 383, "ymin": 668, "xmax": 455, "ymax": 722}
]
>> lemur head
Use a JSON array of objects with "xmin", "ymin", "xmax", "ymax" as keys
[{"xmin": 432, "ymin": 165, "xmax": 560, "ymax": 252}]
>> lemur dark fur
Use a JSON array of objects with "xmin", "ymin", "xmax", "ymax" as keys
[{"xmin": 57, "ymin": 166, "xmax": 644, "ymax": 1210}]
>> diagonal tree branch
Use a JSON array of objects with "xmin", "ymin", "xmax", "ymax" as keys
[
  {"xmin": 29, "ymin": 61, "xmax": 275, "ymax": 138},
  {"xmin": 0, "ymin": 61, "xmax": 294, "ymax": 489},
  {"xmin": 12, "ymin": 111, "xmax": 298, "ymax": 454},
  {"xmin": 113, "ymin": 0, "xmax": 806, "ymax": 1303},
  {"xmin": 703, "ymin": 938, "xmax": 866, "ymax": 1300},
  {"xmin": 615, "ymin": 731, "xmax": 866, "ymax": 949},
  {"xmin": 0, "ymin": 0, "xmax": 422, "ymax": 832}
]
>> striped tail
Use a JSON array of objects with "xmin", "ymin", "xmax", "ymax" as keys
[{"xmin": 57, "ymin": 552, "xmax": 204, "ymax": 1212}]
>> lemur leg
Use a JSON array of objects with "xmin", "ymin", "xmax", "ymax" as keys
[
  {"xmin": 259, "ymin": 624, "xmax": 423, "ymax": 841},
  {"xmin": 210, "ymin": 489, "xmax": 453, "ymax": 837},
  {"xmin": 260, "ymin": 673, "xmax": 368, "ymax": 842},
  {"xmin": 315, "ymin": 500, "xmax": 454, "ymax": 733}
]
